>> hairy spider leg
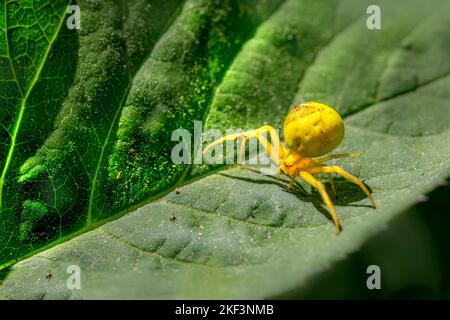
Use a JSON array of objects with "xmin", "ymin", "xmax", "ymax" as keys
[
  {"xmin": 299, "ymin": 171, "xmax": 341, "ymax": 234},
  {"xmin": 309, "ymin": 165, "xmax": 376, "ymax": 208}
]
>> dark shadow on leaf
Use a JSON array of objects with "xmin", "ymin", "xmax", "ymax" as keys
[{"xmin": 219, "ymin": 169, "xmax": 374, "ymax": 225}]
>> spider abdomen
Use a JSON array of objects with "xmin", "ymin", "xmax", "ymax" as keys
[{"xmin": 283, "ymin": 102, "xmax": 344, "ymax": 157}]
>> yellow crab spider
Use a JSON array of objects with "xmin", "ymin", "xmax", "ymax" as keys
[{"xmin": 203, "ymin": 102, "xmax": 376, "ymax": 234}]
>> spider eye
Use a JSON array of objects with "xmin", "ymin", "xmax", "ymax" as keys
[{"xmin": 283, "ymin": 102, "xmax": 344, "ymax": 157}]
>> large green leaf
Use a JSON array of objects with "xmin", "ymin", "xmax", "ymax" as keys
[{"xmin": 0, "ymin": 0, "xmax": 449, "ymax": 299}]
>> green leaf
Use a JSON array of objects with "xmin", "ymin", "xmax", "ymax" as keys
[
  {"xmin": 1, "ymin": 0, "xmax": 450, "ymax": 298},
  {"xmin": 1, "ymin": 0, "xmax": 287, "ymax": 264},
  {"xmin": 0, "ymin": 0, "xmax": 184, "ymax": 257}
]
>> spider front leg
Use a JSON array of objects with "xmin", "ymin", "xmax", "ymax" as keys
[
  {"xmin": 287, "ymin": 176, "xmax": 297, "ymax": 191},
  {"xmin": 203, "ymin": 125, "xmax": 287, "ymax": 167},
  {"xmin": 201, "ymin": 131, "xmax": 249, "ymax": 166},
  {"xmin": 299, "ymin": 171, "xmax": 341, "ymax": 234},
  {"xmin": 309, "ymin": 165, "xmax": 376, "ymax": 208}
]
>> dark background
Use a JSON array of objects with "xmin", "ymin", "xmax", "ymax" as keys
[{"xmin": 275, "ymin": 180, "xmax": 450, "ymax": 299}]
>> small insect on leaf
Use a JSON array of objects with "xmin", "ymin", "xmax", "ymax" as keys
[
  {"xmin": 175, "ymin": 188, "xmax": 180, "ymax": 194},
  {"xmin": 45, "ymin": 270, "xmax": 53, "ymax": 280},
  {"xmin": 170, "ymin": 213, "xmax": 177, "ymax": 222}
]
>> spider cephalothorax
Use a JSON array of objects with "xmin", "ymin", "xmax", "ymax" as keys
[{"xmin": 203, "ymin": 102, "xmax": 376, "ymax": 234}]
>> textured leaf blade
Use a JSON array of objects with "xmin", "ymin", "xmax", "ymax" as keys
[{"xmin": 1, "ymin": 0, "xmax": 183, "ymax": 261}]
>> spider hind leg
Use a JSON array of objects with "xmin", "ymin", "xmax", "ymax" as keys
[
  {"xmin": 299, "ymin": 171, "xmax": 341, "ymax": 234},
  {"xmin": 310, "ymin": 165, "xmax": 376, "ymax": 208}
]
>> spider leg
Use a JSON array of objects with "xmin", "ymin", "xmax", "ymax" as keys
[
  {"xmin": 327, "ymin": 173, "xmax": 337, "ymax": 197},
  {"xmin": 255, "ymin": 125, "xmax": 287, "ymax": 162},
  {"xmin": 238, "ymin": 134, "xmax": 247, "ymax": 165},
  {"xmin": 315, "ymin": 153, "xmax": 361, "ymax": 163},
  {"xmin": 203, "ymin": 125, "xmax": 287, "ymax": 166},
  {"xmin": 275, "ymin": 167, "xmax": 281, "ymax": 179},
  {"xmin": 310, "ymin": 165, "xmax": 376, "ymax": 208},
  {"xmin": 238, "ymin": 125, "xmax": 287, "ymax": 165},
  {"xmin": 202, "ymin": 133, "xmax": 244, "ymax": 157},
  {"xmin": 287, "ymin": 176, "xmax": 296, "ymax": 191},
  {"xmin": 299, "ymin": 171, "xmax": 341, "ymax": 234}
]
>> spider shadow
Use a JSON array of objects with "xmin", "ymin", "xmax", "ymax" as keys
[{"xmin": 219, "ymin": 168, "xmax": 374, "ymax": 227}]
